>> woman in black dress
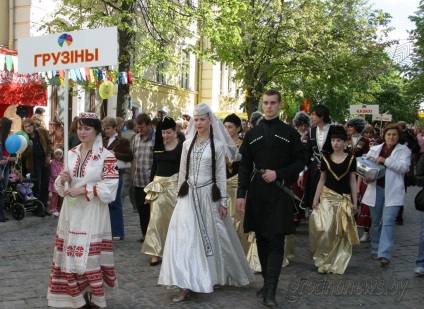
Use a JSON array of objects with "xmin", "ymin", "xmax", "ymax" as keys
[
  {"xmin": 141, "ymin": 117, "xmax": 183, "ymax": 266},
  {"xmin": 309, "ymin": 126, "xmax": 360, "ymax": 274}
]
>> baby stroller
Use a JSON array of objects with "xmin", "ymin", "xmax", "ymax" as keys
[{"xmin": 3, "ymin": 164, "xmax": 44, "ymax": 221}]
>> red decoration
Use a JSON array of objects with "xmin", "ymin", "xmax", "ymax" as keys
[{"xmin": 300, "ymin": 98, "xmax": 310, "ymax": 114}]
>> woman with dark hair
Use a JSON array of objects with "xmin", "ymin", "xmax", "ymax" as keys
[
  {"xmin": 361, "ymin": 123, "xmax": 411, "ymax": 267},
  {"xmin": 21, "ymin": 118, "xmax": 53, "ymax": 216},
  {"xmin": 47, "ymin": 112, "xmax": 119, "ymax": 308},
  {"xmin": 141, "ymin": 116, "xmax": 183, "ymax": 266},
  {"xmin": 0, "ymin": 117, "xmax": 16, "ymax": 222},
  {"xmin": 69, "ymin": 116, "xmax": 81, "ymax": 149},
  {"xmin": 223, "ymin": 113, "xmax": 249, "ymax": 253},
  {"xmin": 159, "ymin": 103, "xmax": 254, "ymax": 302},
  {"xmin": 309, "ymin": 126, "xmax": 359, "ymax": 274}
]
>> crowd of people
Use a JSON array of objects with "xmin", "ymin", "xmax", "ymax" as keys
[{"xmin": 2, "ymin": 91, "xmax": 424, "ymax": 308}]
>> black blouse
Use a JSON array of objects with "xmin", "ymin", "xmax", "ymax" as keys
[
  {"xmin": 152, "ymin": 142, "xmax": 183, "ymax": 178},
  {"xmin": 321, "ymin": 154, "xmax": 356, "ymax": 195}
]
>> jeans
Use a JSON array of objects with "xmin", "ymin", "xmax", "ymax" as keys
[
  {"xmin": 134, "ymin": 186, "xmax": 150, "ymax": 237},
  {"xmin": 369, "ymin": 185, "xmax": 401, "ymax": 260},
  {"xmin": 108, "ymin": 173, "xmax": 125, "ymax": 238},
  {"xmin": 416, "ymin": 211, "xmax": 424, "ymax": 267}
]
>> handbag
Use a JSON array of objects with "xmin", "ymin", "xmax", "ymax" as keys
[
  {"xmin": 116, "ymin": 160, "xmax": 131, "ymax": 169},
  {"xmin": 415, "ymin": 188, "xmax": 424, "ymax": 212}
]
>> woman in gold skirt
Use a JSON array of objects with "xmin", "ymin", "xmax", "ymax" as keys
[
  {"xmin": 223, "ymin": 114, "xmax": 250, "ymax": 254},
  {"xmin": 309, "ymin": 126, "xmax": 359, "ymax": 274},
  {"xmin": 141, "ymin": 117, "xmax": 183, "ymax": 266}
]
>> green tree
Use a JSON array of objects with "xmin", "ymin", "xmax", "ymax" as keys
[
  {"xmin": 47, "ymin": 0, "xmax": 395, "ymax": 120},
  {"xmin": 408, "ymin": 0, "xmax": 424, "ymax": 109},
  {"xmin": 44, "ymin": 0, "xmax": 199, "ymax": 117},
  {"xmin": 198, "ymin": 0, "xmax": 393, "ymax": 118}
]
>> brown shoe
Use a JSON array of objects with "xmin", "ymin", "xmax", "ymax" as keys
[
  {"xmin": 371, "ymin": 254, "xmax": 378, "ymax": 260},
  {"xmin": 380, "ymin": 258, "xmax": 390, "ymax": 267}
]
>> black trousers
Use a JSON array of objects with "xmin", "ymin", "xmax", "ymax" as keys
[
  {"xmin": 134, "ymin": 186, "xmax": 150, "ymax": 237},
  {"xmin": 33, "ymin": 156, "xmax": 50, "ymax": 212},
  {"xmin": 256, "ymin": 233, "xmax": 285, "ymax": 283}
]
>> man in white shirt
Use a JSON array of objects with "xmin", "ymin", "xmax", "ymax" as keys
[{"xmin": 299, "ymin": 105, "xmax": 337, "ymax": 210}]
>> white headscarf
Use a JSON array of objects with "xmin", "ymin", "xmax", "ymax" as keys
[{"xmin": 186, "ymin": 103, "xmax": 239, "ymax": 162}]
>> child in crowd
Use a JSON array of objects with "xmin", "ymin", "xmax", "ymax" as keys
[
  {"xmin": 9, "ymin": 167, "xmax": 37, "ymax": 201},
  {"xmin": 49, "ymin": 148, "xmax": 63, "ymax": 217}
]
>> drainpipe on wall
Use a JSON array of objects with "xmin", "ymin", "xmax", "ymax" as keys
[
  {"xmin": 8, "ymin": 0, "xmax": 14, "ymax": 49},
  {"xmin": 196, "ymin": 39, "xmax": 203, "ymax": 105}
]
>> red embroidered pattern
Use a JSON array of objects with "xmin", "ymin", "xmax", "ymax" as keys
[
  {"xmin": 69, "ymin": 231, "xmax": 88, "ymax": 235},
  {"xmin": 80, "ymin": 151, "xmax": 92, "ymax": 177},
  {"xmin": 49, "ymin": 265, "xmax": 117, "ymax": 296},
  {"xmin": 103, "ymin": 156, "xmax": 118, "ymax": 179},
  {"xmin": 72, "ymin": 155, "xmax": 80, "ymax": 177},
  {"xmin": 56, "ymin": 237, "xmax": 113, "ymax": 256},
  {"xmin": 66, "ymin": 245, "xmax": 85, "ymax": 257}
]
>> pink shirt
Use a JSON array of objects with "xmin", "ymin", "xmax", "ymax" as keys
[{"xmin": 49, "ymin": 159, "xmax": 63, "ymax": 193}]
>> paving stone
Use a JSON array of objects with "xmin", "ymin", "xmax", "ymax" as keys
[{"xmin": 1, "ymin": 187, "xmax": 424, "ymax": 308}]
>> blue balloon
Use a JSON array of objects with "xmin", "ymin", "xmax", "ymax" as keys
[{"xmin": 5, "ymin": 134, "xmax": 22, "ymax": 154}]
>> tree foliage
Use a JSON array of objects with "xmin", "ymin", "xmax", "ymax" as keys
[
  {"xmin": 46, "ymin": 0, "xmax": 404, "ymax": 120},
  {"xmin": 408, "ymin": 0, "xmax": 424, "ymax": 109}
]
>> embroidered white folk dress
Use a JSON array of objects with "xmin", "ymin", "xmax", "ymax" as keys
[
  {"xmin": 158, "ymin": 138, "xmax": 255, "ymax": 293},
  {"xmin": 47, "ymin": 136, "xmax": 119, "ymax": 308}
]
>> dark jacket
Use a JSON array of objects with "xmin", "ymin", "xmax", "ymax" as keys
[
  {"xmin": 102, "ymin": 134, "xmax": 133, "ymax": 162},
  {"xmin": 22, "ymin": 127, "xmax": 53, "ymax": 174},
  {"xmin": 237, "ymin": 117, "xmax": 308, "ymax": 237}
]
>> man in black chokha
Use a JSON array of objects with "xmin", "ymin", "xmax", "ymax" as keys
[{"xmin": 237, "ymin": 90, "xmax": 308, "ymax": 307}]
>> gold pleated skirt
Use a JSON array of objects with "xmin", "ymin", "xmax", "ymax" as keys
[
  {"xmin": 227, "ymin": 174, "xmax": 250, "ymax": 254},
  {"xmin": 246, "ymin": 233, "xmax": 295, "ymax": 272},
  {"xmin": 309, "ymin": 186, "xmax": 360, "ymax": 274},
  {"xmin": 141, "ymin": 173, "xmax": 178, "ymax": 257}
]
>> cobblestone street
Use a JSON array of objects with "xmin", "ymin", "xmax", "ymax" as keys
[{"xmin": 1, "ymin": 187, "xmax": 424, "ymax": 308}]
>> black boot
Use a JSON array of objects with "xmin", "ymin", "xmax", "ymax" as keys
[
  {"xmin": 256, "ymin": 239, "xmax": 268, "ymax": 298},
  {"xmin": 263, "ymin": 266, "xmax": 279, "ymax": 307},
  {"xmin": 263, "ymin": 254, "xmax": 283, "ymax": 307},
  {"xmin": 256, "ymin": 265, "xmax": 267, "ymax": 298}
]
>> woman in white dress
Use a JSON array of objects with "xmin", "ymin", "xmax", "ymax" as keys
[
  {"xmin": 47, "ymin": 113, "xmax": 119, "ymax": 309},
  {"xmin": 158, "ymin": 103, "xmax": 255, "ymax": 302}
]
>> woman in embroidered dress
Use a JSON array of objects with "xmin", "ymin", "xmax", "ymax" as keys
[
  {"xmin": 309, "ymin": 126, "xmax": 360, "ymax": 274},
  {"xmin": 158, "ymin": 103, "xmax": 255, "ymax": 302},
  {"xmin": 223, "ymin": 113, "xmax": 249, "ymax": 254},
  {"xmin": 47, "ymin": 113, "xmax": 119, "ymax": 309},
  {"xmin": 361, "ymin": 124, "xmax": 411, "ymax": 267},
  {"xmin": 141, "ymin": 116, "xmax": 183, "ymax": 266}
]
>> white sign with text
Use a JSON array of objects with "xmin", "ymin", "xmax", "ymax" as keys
[
  {"xmin": 349, "ymin": 104, "xmax": 379, "ymax": 115},
  {"xmin": 18, "ymin": 27, "xmax": 118, "ymax": 73}
]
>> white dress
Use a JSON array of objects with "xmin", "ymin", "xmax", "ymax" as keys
[
  {"xmin": 47, "ymin": 136, "xmax": 119, "ymax": 308},
  {"xmin": 158, "ymin": 138, "xmax": 255, "ymax": 293}
]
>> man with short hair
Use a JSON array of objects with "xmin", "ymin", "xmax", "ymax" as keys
[
  {"xmin": 132, "ymin": 114, "xmax": 155, "ymax": 242},
  {"xmin": 237, "ymin": 90, "xmax": 307, "ymax": 307},
  {"xmin": 299, "ymin": 105, "xmax": 337, "ymax": 210}
]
